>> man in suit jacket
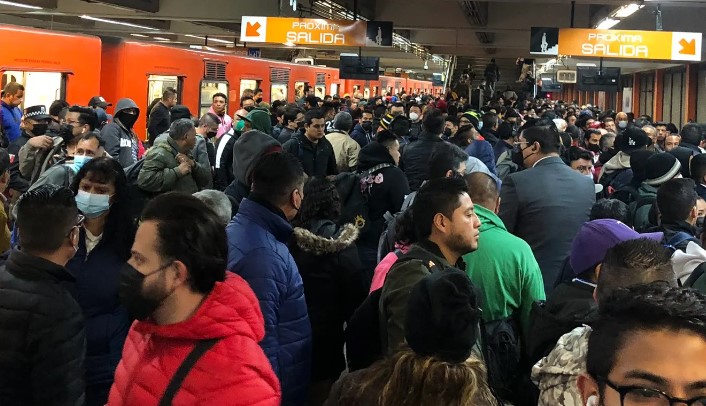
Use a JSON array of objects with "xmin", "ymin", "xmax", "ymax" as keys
[{"xmin": 499, "ymin": 124, "xmax": 595, "ymax": 294}]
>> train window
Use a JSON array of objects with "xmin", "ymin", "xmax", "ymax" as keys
[
  {"xmin": 364, "ymin": 88, "xmax": 370, "ymax": 99},
  {"xmin": 315, "ymin": 85, "xmax": 326, "ymax": 98},
  {"xmin": 240, "ymin": 79, "xmax": 259, "ymax": 98},
  {"xmin": 271, "ymin": 83, "xmax": 287, "ymax": 102},
  {"xmin": 3, "ymin": 71, "xmax": 64, "ymax": 111},
  {"xmin": 373, "ymin": 86, "xmax": 378, "ymax": 97},
  {"xmin": 148, "ymin": 75, "xmax": 179, "ymax": 106},
  {"xmin": 200, "ymin": 80, "xmax": 229, "ymax": 117},
  {"xmin": 295, "ymin": 82, "xmax": 307, "ymax": 99},
  {"xmin": 330, "ymin": 83, "xmax": 339, "ymax": 97}
]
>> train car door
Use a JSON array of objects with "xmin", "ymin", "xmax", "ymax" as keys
[
  {"xmin": 330, "ymin": 83, "xmax": 339, "ymax": 97},
  {"xmin": 200, "ymin": 80, "xmax": 229, "ymax": 117},
  {"xmin": 240, "ymin": 79, "xmax": 261, "ymax": 98},
  {"xmin": 201, "ymin": 60, "xmax": 229, "ymax": 117},
  {"xmin": 270, "ymin": 68, "xmax": 290, "ymax": 103},
  {"xmin": 3, "ymin": 71, "xmax": 65, "ymax": 110},
  {"xmin": 147, "ymin": 74, "xmax": 182, "ymax": 113},
  {"xmin": 295, "ymin": 81, "xmax": 308, "ymax": 100}
]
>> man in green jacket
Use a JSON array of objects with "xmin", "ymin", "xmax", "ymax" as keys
[
  {"xmin": 137, "ymin": 118, "xmax": 211, "ymax": 194},
  {"xmin": 379, "ymin": 177, "xmax": 481, "ymax": 354},
  {"xmin": 463, "ymin": 172, "xmax": 545, "ymax": 341}
]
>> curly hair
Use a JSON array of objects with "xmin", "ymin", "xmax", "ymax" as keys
[
  {"xmin": 293, "ymin": 177, "xmax": 341, "ymax": 227},
  {"xmin": 337, "ymin": 346, "xmax": 497, "ymax": 406}
]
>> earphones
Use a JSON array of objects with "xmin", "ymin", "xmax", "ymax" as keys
[{"xmin": 586, "ymin": 395, "xmax": 599, "ymax": 406}]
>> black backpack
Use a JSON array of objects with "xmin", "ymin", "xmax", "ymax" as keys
[
  {"xmin": 684, "ymin": 262, "xmax": 706, "ymax": 293},
  {"xmin": 377, "ymin": 191, "xmax": 416, "ymax": 263},
  {"xmin": 610, "ymin": 184, "xmax": 639, "ymax": 205},
  {"xmin": 344, "ymin": 250, "xmax": 441, "ymax": 372},
  {"xmin": 481, "ymin": 317, "xmax": 522, "ymax": 402},
  {"xmin": 334, "ymin": 163, "xmax": 393, "ymax": 230},
  {"xmin": 123, "ymin": 158, "xmax": 156, "ymax": 222}
]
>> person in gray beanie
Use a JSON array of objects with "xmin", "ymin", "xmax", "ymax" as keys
[{"xmin": 325, "ymin": 111, "xmax": 361, "ymax": 172}]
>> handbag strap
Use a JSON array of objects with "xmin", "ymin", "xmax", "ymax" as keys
[{"xmin": 158, "ymin": 338, "xmax": 220, "ymax": 406}]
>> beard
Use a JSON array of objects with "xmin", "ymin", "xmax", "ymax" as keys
[{"xmin": 446, "ymin": 229, "xmax": 478, "ymax": 257}]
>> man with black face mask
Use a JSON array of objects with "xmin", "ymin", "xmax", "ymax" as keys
[
  {"xmin": 100, "ymin": 98, "xmax": 141, "ymax": 168},
  {"xmin": 112, "ymin": 193, "xmax": 280, "ymax": 405},
  {"xmin": 254, "ymin": 88, "xmax": 264, "ymax": 105},
  {"xmin": 350, "ymin": 109, "xmax": 375, "ymax": 147}
]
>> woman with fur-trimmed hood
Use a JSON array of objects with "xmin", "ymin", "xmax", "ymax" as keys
[{"xmin": 289, "ymin": 177, "xmax": 367, "ymax": 404}]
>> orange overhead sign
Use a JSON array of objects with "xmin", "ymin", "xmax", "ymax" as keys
[
  {"xmin": 240, "ymin": 16, "xmax": 392, "ymax": 47},
  {"xmin": 558, "ymin": 28, "xmax": 702, "ymax": 62}
]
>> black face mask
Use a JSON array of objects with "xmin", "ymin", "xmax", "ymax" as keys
[
  {"xmin": 59, "ymin": 123, "xmax": 75, "ymax": 143},
  {"xmin": 118, "ymin": 113, "xmax": 138, "ymax": 129},
  {"xmin": 207, "ymin": 131, "xmax": 217, "ymax": 139},
  {"xmin": 296, "ymin": 121, "xmax": 305, "ymax": 129},
  {"xmin": 511, "ymin": 144, "xmax": 535, "ymax": 168},
  {"xmin": 586, "ymin": 143, "xmax": 601, "ymax": 153},
  {"xmin": 697, "ymin": 216, "xmax": 705, "ymax": 235},
  {"xmin": 361, "ymin": 121, "xmax": 373, "ymax": 131},
  {"xmin": 119, "ymin": 262, "xmax": 173, "ymax": 321},
  {"xmin": 443, "ymin": 128, "xmax": 453, "ymax": 137},
  {"xmin": 244, "ymin": 106, "xmax": 255, "ymax": 112},
  {"xmin": 255, "ymin": 97, "xmax": 263, "ymax": 104},
  {"xmin": 31, "ymin": 123, "xmax": 48, "ymax": 136}
]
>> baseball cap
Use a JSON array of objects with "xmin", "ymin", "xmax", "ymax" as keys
[
  {"xmin": 570, "ymin": 219, "xmax": 663, "ymax": 276},
  {"xmin": 88, "ymin": 96, "xmax": 111, "ymax": 109}
]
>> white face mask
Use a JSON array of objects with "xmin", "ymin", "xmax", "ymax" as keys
[
  {"xmin": 618, "ymin": 120, "xmax": 628, "ymax": 129},
  {"xmin": 585, "ymin": 173, "xmax": 594, "ymax": 181},
  {"xmin": 409, "ymin": 112, "xmax": 419, "ymax": 122}
]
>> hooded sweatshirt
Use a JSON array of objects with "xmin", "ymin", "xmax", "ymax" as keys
[
  {"xmin": 532, "ymin": 325, "xmax": 591, "ymax": 406},
  {"xmin": 100, "ymin": 98, "xmax": 140, "ymax": 168},
  {"xmin": 223, "ymin": 131, "xmax": 281, "ymax": 210},
  {"xmin": 598, "ymin": 150, "xmax": 632, "ymax": 190}
]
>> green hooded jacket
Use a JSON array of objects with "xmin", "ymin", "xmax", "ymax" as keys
[{"xmin": 137, "ymin": 137, "xmax": 211, "ymax": 194}]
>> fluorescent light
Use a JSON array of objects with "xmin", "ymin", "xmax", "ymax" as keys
[
  {"xmin": 613, "ymin": 3, "xmax": 643, "ymax": 18},
  {"xmin": 596, "ymin": 17, "xmax": 620, "ymax": 29},
  {"xmin": 184, "ymin": 34, "xmax": 232, "ymax": 45},
  {"xmin": 190, "ymin": 45, "xmax": 203, "ymax": 49},
  {"xmin": 0, "ymin": 0, "xmax": 41, "ymax": 9},
  {"xmin": 80, "ymin": 15, "xmax": 160, "ymax": 31},
  {"xmin": 340, "ymin": 53, "xmax": 358, "ymax": 57},
  {"xmin": 153, "ymin": 37, "xmax": 170, "ymax": 41},
  {"xmin": 130, "ymin": 33, "xmax": 148, "ymax": 38},
  {"xmin": 576, "ymin": 62, "xmax": 597, "ymax": 67}
]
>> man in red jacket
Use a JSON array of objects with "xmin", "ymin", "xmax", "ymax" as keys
[{"xmin": 108, "ymin": 193, "xmax": 280, "ymax": 406}]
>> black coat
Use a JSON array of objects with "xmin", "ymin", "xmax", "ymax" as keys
[
  {"xmin": 399, "ymin": 131, "xmax": 444, "ymax": 191},
  {"xmin": 147, "ymin": 102, "xmax": 170, "ymax": 146},
  {"xmin": 289, "ymin": 221, "xmax": 366, "ymax": 381},
  {"xmin": 8, "ymin": 130, "xmax": 31, "ymax": 193},
  {"xmin": 357, "ymin": 142, "xmax": 410, "ymax": 247},
  {"xmin": 0, "ymin": 249, "xmax": 86, "ymax": 406},
  {"xmin": 283, "ymin": 133, "xmax": 338, "ymax": 177}
]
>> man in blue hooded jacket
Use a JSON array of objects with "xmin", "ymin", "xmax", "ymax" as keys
[{"xmin": 226, "ymin": 150, "xmax": 311, "ymax": 406}]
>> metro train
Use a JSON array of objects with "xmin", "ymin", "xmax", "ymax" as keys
[{"xmin": 0, "ymin": 24, "xmax": 442, "ymax": 140}]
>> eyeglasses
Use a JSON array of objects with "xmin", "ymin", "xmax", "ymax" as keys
[
  {"xmin": 602, "ymin": 377, "xmax": 706, "ymax": 406},
  {"xmin": 67, "ymin": 214, "xmax": 85, "ymax": 236}
]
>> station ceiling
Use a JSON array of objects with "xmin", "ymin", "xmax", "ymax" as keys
[{"xmin": 1, "ymin": 0, "xmax": 706, "ymax": 85}]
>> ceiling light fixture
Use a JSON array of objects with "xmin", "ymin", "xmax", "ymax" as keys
[
  {"xmin": 184, "ymin": 34, "xmax": 232, "ymax": 45},
  {"xmin": 0, "ymin": 1, "xmax": 41, "ymax": 9},
  {"xmin": 130, "ymin": 33, "xmax": 148, "ymax": 38},
  {"xmin": 612, "ymin": 3, "xmax": 643, "ymax": 19},
  {"xmin": 596, "ymin": 18, "xmax": 620, "ymax": 30},
  {"xmin": 153, "ymin": 37, "xmax": 170, "ymax": 41},
  {"xmin": 80, "ymin": 15, "xmax": 160, "ymax": 31}
]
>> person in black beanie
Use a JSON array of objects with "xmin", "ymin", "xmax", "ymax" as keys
[{"xmin": 325, "ymin": 270, "xmax": 497, "ymax": 406}]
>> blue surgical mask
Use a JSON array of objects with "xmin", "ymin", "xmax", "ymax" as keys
[
  {"xmin": 477, "ymin": 121, "xmax": 483, "ymax": 131},
  {"xmin": 72, "ymin": 155, "xmax": 91, "ymax": 174},
  {"xmin": 75, "ymin": 190, "xmax": 110, "ymax": 219}
]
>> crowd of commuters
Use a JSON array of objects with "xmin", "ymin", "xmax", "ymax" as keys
[{"xmin": 2, "ymin": 78, "xmax": 706, "ymax": 406}]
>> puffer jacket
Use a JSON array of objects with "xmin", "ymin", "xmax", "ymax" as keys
[
  {"xmin": 532, "ymin": 326, "xmax": 591, "ymax": 406},
  {"xmin": 107, "ymin": 273, "xmax": 280, "ymax": 406},
  {"xmin": 137, "ymin": 137, "xmax": 211, "ymax": 194},
  {"xmin": 226, "ymin": 197, "xmax": 312, "ymax": 406},
  {"xmin": 290, "ymin": 221, "xmax": 367, "ymax": 381},
  {"xmin": 100, "ymin": 98, "xmax": 141, "ymax": 168},
  {"xmin": 0, "ymin": 249, "xmax": 86, "ymax": 406},
  {"xmin": 399, "ymin": 130, "xmax": 444, "ymax": 191}
]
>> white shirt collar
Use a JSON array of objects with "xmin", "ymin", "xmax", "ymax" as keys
[{"xmin": 532, "ymin": 155, "xmax": 555, "ymax": 168}]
